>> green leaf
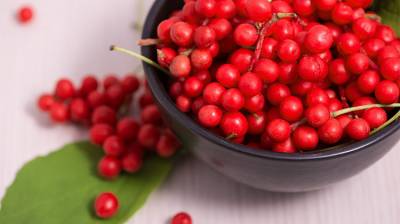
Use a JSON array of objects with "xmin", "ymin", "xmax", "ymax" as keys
[
  {"xmin": 377, "ymin": 0, "xmax": 400, "ymax": 35},
  {"xmin": 0, "ymin": 141, "xmax": 173, "ymax": 224}
]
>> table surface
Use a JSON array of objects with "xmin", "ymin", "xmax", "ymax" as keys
[{"xmin": 1, "ymin": 1, "xmax": 400, "ymax": 223}]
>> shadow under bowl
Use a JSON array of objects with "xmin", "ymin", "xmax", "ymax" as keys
[{"xmin": 141, "ymin": 0, "xmax": 400, "ymax": 192}]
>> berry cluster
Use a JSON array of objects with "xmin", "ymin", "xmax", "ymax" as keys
[{"xmin": 144, "ymin": 0, "xmax": 400, "ymax": 153}]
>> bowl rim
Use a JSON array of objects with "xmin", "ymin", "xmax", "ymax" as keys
[{"xmin": 141, "ymin": 0, "xmax": 400, "ymax": 161}]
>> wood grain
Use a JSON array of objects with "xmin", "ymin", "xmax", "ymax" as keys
[{"xmin": 1, "ymin": 1, "xmax": 400, "ymax": 223}]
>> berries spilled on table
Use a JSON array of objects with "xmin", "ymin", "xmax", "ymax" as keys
[
  {"xmin": 118, "ymin": 0, "xmax": 400, "ymax": 153},
  {"xmin": 37, "ymin": 74, "xmax": 181, "ymax": 180},
  {"xmin": 17, "ymin": 5, "xmax": 34, "ymax": 24},
  {"xmin": 94, "ymin": 192, "xmax": 119, "ymax": 219}
]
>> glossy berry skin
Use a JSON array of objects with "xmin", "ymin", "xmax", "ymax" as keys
[
  {"xmin": 238, "ymin": 72, "xmax": 263, "ymax": 97},
  {"xmin": 331, "ymin": 3, "xmax": 353, "ymax": 25},
  {"xmin": 183, "ymin": 76, "xmax": 205, "ymax": 98},
  {"xmin": 253, "ymin": 59, "xmax": 280, "ymax": 84},
  {"xmin": 233, "ymin": 24, "xmax": 258, "ymax": 47},
  {"xmin": 272, "ymin": 138, "xmax": 296, "ymax": 153},
  {"xmin": 55, "ymin": 79, "xmax": 75, "ymax": 100},
  {"xmin": 90, "ymin": 124, "xmax": 114, "ymax": 145},
  {"xmin": 346, "ymin": 53, "xmax": 370, "ymax": 75},
  {"xmin": 363, "ymin": 38, "xmax": 385, "ymax": 58},
  {"xmin": 122, "ymin": 75, "xmax": 139, "ymax": 94},
  {"xmin": 138, "ymin": 124, "xmax": 161, "ymax": 149},
  {"xmin": 293, "ymin": 126, "xmax": 319, "ymax": 151},
  {"xmin": 18, "ymin": 6, "xmax": 34, "ymax": 24},
  {"xmin": 103, "ymin": 75, "xmax": 119, "ymax": 90},
  {"xmin": 245, "ymin": 0, "xmax": 272, "ymax": 22},
  {"xmin": 229, "ymin": 48, "xmax": 254, "ymax": 73},
  {"xmin": 318, "ymin": 119, "xmax": 343, "ymax": 145},
  {"xmin": 37, "ymin": 94, "xmax": 55, "ymax": 112},
  {"xmin": 105, "ymin": 84, "xmax": 125, "ymax": 108},
  {"xmin": 346, "ymin": 118, "xmax": 370, "ymax": 141},
  {"xmin": 375, "ymin": 25, "xmax": 396, "ymax": 43},
  {"xmin": 216, "ymin": 64, "xmax": 240, "ymax": 88},
  {"xmin": 380, "ymin": 58, "xmax": 400, "ymax": 81},
  {"xmin": 103, "ymin": 136, "xmax": 125, "ymax": 156},
  {"xmin": 94, "ymin": 192, "xmax": 119, "ymax": 219},
  {"xmin": 293, "ymin": 0, "xmax": 315, "ymax": 17},
  {"xmin": 261, "ymin": 38, "xmax": 278, "ymax": 59},
  {"xmin": 156, "ymin": 132, "xmax": 180, "ymax": 158},
  {"xmin": 157, "ymin": 18, "xmax": 178, "ymax": 43},
  {"xmin": 70, "ymin": 98, "xmax": 90, "ymax": 121},
  {"xmin": 87, "ymin": 90, "xmax": 106, "ymax": 108},
  {"xmin": 357, "ymin": 70, "xmax": 380, "ymax": 94},
  {"xmin": 304, "ymin": 25, "xmax": 334, "ymax": 54},
  {"xmin": 158, "ymin": 48, "xmax": 177, "ymax": 68},
  {"xmin": 305, "ymin": 104, "xmax": 330, "ymax": 128},
  {"xmin": 172, "ymin": 212, "xmax": 192, "ymax": 224},
  {"xmin": 190, "ymin": 49, "xmax": 213, "ymax": 70},
  {"xmin": 375, "ymin": 80, "xmax": 399, "ymax": 104},
  {"xmin": 215, "ymin": 0, "xmax": 237, "ymax": 19},
  {"xmin": 117, "ymin": 117, "xmax": 139, "ymax": 141},
  {"xmin": 336, "ymin": 33, "xmax": 361, "ymax": 55},
  {"xmin": 298, "ymin": 56, "xmax": 328, "ymax": 82},
  {"xmin": 266, "ymin": 83, "xmax": 291, "ymax": 106},
  {"xmin": 203, "ymin": 82, "xmax": 226, "ymax": 105},
  {"xmin": 278, "ymin": 63, "xmax": 297, "ymax": 85},
  {"xmin": 279, "ymin": 96, "xmax": 304, "ymax": 122},
  {"xmin": 98, "ymin": 156, "xmax": 121, "ymax": 179},
  {"xmin": 247, "ymin": 112, "xmax": 267, "ymax": 135},
  {"xmin": 121, "ymin": 152, "xmax": 142, "ymax": 173},
  {"xmin": 170, "ymin": 55, "xmax": 191, "ymax": 78},
  {"xmin": 272, "ymin": 20, "xmax": 294, "ymax": 40},
  {"xmin": 50, "ymin": 102, "xmax": 69, "ymax": 123},
  {"xmin": 170, "ymin": 22, "xmax": 194, "ymax": 47},
  {"xmin": 314, "ymin": 0, "xmax": 336, "ymax": 11},
  {"xmin": 328, "ymin": 59, "xmax": 350, "ymax": 85},
  {"xmin": 362, "ymin": 107, "xmax": 387, "ymax": 129},
  {"xmin": 220, "ymin": 112, "xmax": 248, "ymax": 138},
  {"xmin": 208, "ymin": 18, "xmax": 232, "ymax": 40},
  {"xmin": 266, "ymin": 119, "xmax": 291, "ymax": 143},
  {"xmin": 198, "ymin": 105, "xmax": 223, "ymax": 127},
  {"xmin": 306, "ymin": 88, "xmax": 329, "ymax": 106},
  {"xmin": 277, "ymin": 39, "xmax": 301, "ymax": 63},
  {"xmin": 194, "ymin": 26, "xmax": 216, "ymax": 48},
  {"xmin": 352, "ymin": 18, "xmax": 377, "ymax": 40},
  {"xmin": 92, "ymin": 106, "xmax": 117, "ymax": 125},
  {"xmin": 221, "ymin": 88, "xmax": 244, "ymax": 111},
  {"xmin": 195, "ymin": 0, "xmax": 217, "ymax": 18},
  {"xmin": 141, "ymin": 105, "xmax": 162, "ymax": 125},
  {"xmin": 80, "ymin": 75, "xmax": 98, "ymax": 96},
  {"xmin": 244, "ymin": 94, "xmax": 265, "ymax": 113}
]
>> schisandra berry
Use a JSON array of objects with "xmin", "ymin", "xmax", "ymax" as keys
[
  {"xmin": 171, "ymin": 212, "xmax": 192, "ymax": 224},
  {"xmin": 103, "ymin": 136, "xmax": 125, "ymax": 156},
  {"xmin": 17, "ymin": 6, "xmax": 34, "ymax": 24},
  {"xmin": 94, "ymin": 192, "xmax": 119, "ymax": 219},
  {"xmin": 138, "ymin": 124, "xmax": 161, "ymax": 149},
  {"xmin": 55, "ymin": 79, "xmax": 75, "ymax": 100},
  {"xmin": 98, "ymin": 156, "xmax": 121, "ymax": 179},
  {"xmin": 92, "ymin": 106, "xmax": 117, "ymax": 125},
  {"xmin": 50, "ymin": 102, "xmax": 69, "ymax": 123},
  {"xmin": 90, "ymin": 124, "xmax": 114, "ymax": 145},
  {"xmin": 121, "ymin": 151, "xmax": 143, "ymax": 173},
  {"xmin": 37, "ymin": 94, "xmax": 55, "ymax": 112},
  {"xmin": 117, "ymin": 117, "xmax": 140, "ymax": 141},
  {"xmin": 346, "ymin": 118, "xmax": 370, "ymax": 140}
]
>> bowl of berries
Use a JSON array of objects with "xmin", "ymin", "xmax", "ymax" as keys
[{"xmin": 134, "ymin": 0, "xmax": 400, "ymax": 192}]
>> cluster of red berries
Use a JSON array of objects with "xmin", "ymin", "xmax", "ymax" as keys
[
  {"xmin": 151, "ymin": 0, "xmax": 400, "ymax": 153},
  {"xmin": 37, "ymin": 74, "xmax": 181, "ymax": 219}
]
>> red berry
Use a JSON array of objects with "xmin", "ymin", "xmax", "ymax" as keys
[
  {"xmin": 117, "ymin": 117, "xmax": 140, "ymax": 141},
  {"xmin": 375, "ymin": 25, "xmax": 396, "ymax": 43},
  {"xmin": 362, "ymin": 107, "xmax": 387, "ymax": 129},
  {"xmin": 94, "ymin": 192, "xmax": 119, "ymax": 219},
  {"xmin": 279, "ymin": 96, "xmax": 303, "ymax": 122},
  {"xmin": 90, "ymin": 124, "xmax": 114, "ymax": 145},
  {"xmin": 141, "ymin": 104, "xmax": 162, "ymax": 125},
  {"xmin": 293, "ymin": 126, "xmax": 319, "ymax": 151},
  {"xmin": 375, "ymin": 80, "xmax": 399, "ymax": 104},
  {"xmin": 208, "ymin": 18, "xmax": 232, "ymax": 40},
  {"xmin": 98, "ymin": 156, "xmax": 121, "ymax": 179},
  {"xmin": 233, "ymin": 24, "xmax": 259, "ymax": 47},
  {"xmin": 170, "ymin": 55, "xmax": 192, "ymax": 78},
  {"xmin": 245, "ymin": 0, "xmax": 272, "ymax": 21},
  {"xmin": 156, "ymin": 132, "xmax": 180, "ymax": 158},
  {"xmin": 87, "ymin": 90, "xmax": 106, "ymax": 108},
  {"xmin": 380, "ymin": 58, "xmax": 400, "ymax": 81},
  {"xmin": 306, "ymin": 88, "xmax": 329, "ymax": 106},
  {"xmin": 253, "ymin": 59, "xmax": 280, "ymax": 84},
  {"xmin": 121, "ymin": 75, "xmax": 140, "ymax": 94},
  {"xmin": 331, "ymin": 3, "xmax": 353, "ymax": 25},
  {"xmin": 103, "ymin": 136, "xmax": 125, "ymax": 156},
  {"xmin": 80, "ymin": 75, "xmax": 98, "ymax": 96},
  {"xmin": 194, "ymin": 26, "xmax": 216, "ymax": 48},
  {"xmin": 215, "ymin": 64, "xmax": 240, "ymax": 88},
  {"xmin": 352, "ymin": 18, "xmax": 377, "ymax": 40},
  {"xmin": 266, "ymin": 119, "xmax": 291, "ymax": 142},
  {"xmin": 50, "ymin": 102, "xmax": 69, "ymax": 123},
  {"xmin": 298, "ymin": 56, "xmax": 328, "ymax": 82},
  {"xmin": 220, "ymin": 112, "xmax": 248, "ymax": 138},
  {"xmin": 304, "ymin": 25, "xmax": 333, "ymax": 54},
  {"xmin": 238, "ymin": 72, "xmax": 263, "ymax": 97},
  {"xmin": 277, "ymin": 39, "xmax": 301, "ymax": 62},
  {"xmin": 195, "ymin": 0, "xmax": 217, "ymax": 17},
  {"xmin": 357, "ymin": 70, "xmax": 380, "ymax": 94},
  {"xmin": 203, "ymin": 82, "xmax": 225, "ymax": 105},
  {"xmin": 138, "ymin": 124, "xmax": 161, "ymax": 149},
  {"xmin": 18, "ymin": 6, "xmax": 34, "ymax": 24},
  {"xmin": 221, "ymin": 88, "xmax": 244, "ymax": 111},
  {"xmin": 92, "ymin": 106, "xmax": 117, "ymax": 125},
  {"xmin": 314, "ymin": 0, "xmax": 337, "ymax": 11},
  {"xmin": 305, "ymin": 104, "xmax": 330, "ymax": 127},
  {"xmin": 247, "ymin": 112, "xmax": 267, "ymax": 135},
  {"xmin": 157, "ymin": 18, "xmax": 178, "ymax": 43},
  {"xmin": 70, "ymin": 98, "xmax": 90, "ymax": 121},
  {"xmin": 198, "ymin": 105, "xmax": 223, "ymax": 127},
  {"xmin": 184, "ymin": 76, "xmax": 205, "ymax": 98},
  {"xmin": 272, "ymin": 20, "xmax": 295, "ymax": 40},
  {"xmin": 55, "ymin": 79, "xmax": 75, "ymax": 100},
  {"xmin": 172, "ymin": 212, "xmax": 192, "ymax": 224},
  {"xmin": 272, "ymin": 138, "xmax": 296, "ymax": 153},
  {"xmin": 228, "ymin": 48, "xmax": 254, "ymax": 73},
  {"xmin": 293, "ymin": 0, "xmax": 315, "ymax": 16},
  {"xmin": 266, "ymin": 83, "xmax": 291, "ymax": 106},
  {"xmin": 190, "ymin": 49, "xmax": 213, "ymax": 70},
  {"xmin": 215, "ymin": 0, "xmax": 237, "ymax": 19},
  {"xmin": 346, "ymin": 118, "xmax": 370, "ymax": 140},
  {"xmin": 363, "ymin": 38, "xmax": 385, "ymax": 58},
  {"xmin": 345, "ymin": 53, "xmax": 369, "ymax": 75},
  {"xmin": 170, "ymin": 22, "xmax": 194, "ymax": 47},
  {"xmin": 105, "ymin": 84, "xmax": 125, "ymax": 108},
  {"xmin": 336, "ymin": 33, "xmax": 360, "ymax": 55},
  {"xmin": 260, "ymin": 38, "xmax": 278, "ymax": 59},
  {"xmin": 139, "ymin": 90, "xmax": 155, "ymax": 108},
  {"xmin": 158, "ymin": 48, "xmax": 178, "ymax": 67},
  {"xmin": 121, "ymin": 151, "xmax": 142, "ymax": 173},
  {"xmin": 318, "ymin": 119, "xmax": 343, "ymax": 145},
  {"xmin": 37, "ymin": 94, "xmax": 55, "ymax": 111},
  {"xmin": 103, "ymin": 75, "xmax": 119, "ymax": 90}
]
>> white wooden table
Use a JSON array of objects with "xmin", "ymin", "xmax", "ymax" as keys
[{"xmin": 1, "ymin": 1, "xmax": 400, "ymax": 223}]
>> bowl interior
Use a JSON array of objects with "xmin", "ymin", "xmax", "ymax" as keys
[{"xmin": 141, "ymin": 0, "xmax": 400, "ymax": 161}]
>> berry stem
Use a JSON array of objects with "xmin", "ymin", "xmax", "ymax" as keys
[
  {"xmin": 370, "ymin": 110, "xmax": 400, "ymax": 135},
  {"xmin": 332, "ymin": 103, "xmax": 400, "ymax": 117},
  {"xmin": 137, "ymin": 38, "xmax": 160, "ymax": 46},
  {"xmin": 110, "ymin": 45, "xmax": 171, "ymax": 75}
]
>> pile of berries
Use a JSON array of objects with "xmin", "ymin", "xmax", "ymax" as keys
[
  {"xmin": 37, "ymin": 74, "xmax": 181, "ymax": 218},
  {"xmin": 147, "ymin": 0, "xmax": 400, "ymax": 153},
  {"xmin": 37, "ymin": 74, "xmax": 181, "ymax": 178}
]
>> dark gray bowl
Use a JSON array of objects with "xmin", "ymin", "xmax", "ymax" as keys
[{"xmin": 141, "ymin": 0, "xmax": 400, "ymax": 192}]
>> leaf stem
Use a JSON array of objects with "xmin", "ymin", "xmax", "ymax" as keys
[
  {"xmin": 332, "ymin": 103, "xmax": 400, "ymax": 117},
  {"xmin": 110, "ymin": 45, "xmax": 171, "ymax": 75}
]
